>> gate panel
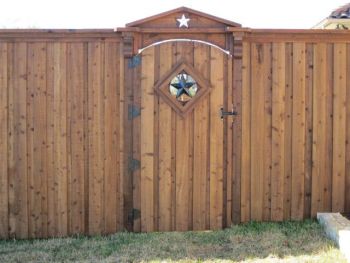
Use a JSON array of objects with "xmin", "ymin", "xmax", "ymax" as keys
[
  {"xmin": 158, "ymin": 43, "xmax": 173, "ymax": 231},
  {"xmin": 193, "ymin": 43, "xmax": 210, "ymax": 230},
  {"xmin": 209, "ymin": 47, "xmax": 224, "ymax": 230},
  {"xmin": 136, "ymin": 41, "xmax": 231, "ymax": 232},
  {"xmin": 140, "ymin": 47, "xmax": 155, "ymax": 232}
]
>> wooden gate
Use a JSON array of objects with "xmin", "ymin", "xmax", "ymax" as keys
[{"xmin": 119, "ymin": 7, "xmax": 242, "ymax": 232}]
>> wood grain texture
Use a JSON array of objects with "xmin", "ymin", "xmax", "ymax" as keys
[
  {"xmin": 346, "ymin": 44, "xmax": 350, "ymax": 215},
  {"xmin": 158, "ymin": 43, "xmax": 173, "ymax": 231},
  {"xmin": 271, "ymin": 43, "xmax": 285, "ymax": 221},
  {"xmin": 193, "ymin": 43, "xmax": 210, "ymax": 230},
  {"xmin": 304, "ymin": 44, "xmax": 314, "ymax": 219},
  {"xmin": 174, "ymin": 42, "xmax": 192, "ymax": 231},
  {"xmin": 250, "ymin": 43, "xmax": 268, "ymax": 221},
  {"xmin": 209, "ymin": 47, "xmax": 224, "ymax": 230},
  {"xmin": 332, "ymin": 43, "xmax": 346, "ymax": 213},
  {"xmin": 88, "ymin": 42, "xmax": 105, "ymax": 235},
  {"xmin": 67, "ymin": 43, "xmax": 86, "ymax": 234},
  {"xmin": 104, "ymin": 42, "xmax": 120, "ymax": 233},
  {"xmin": 291, "ymin": 43, "xmax": 306, "ymax": 220},
  {"xmin": 8, "ymin": 43, "xmax": 28, "ymax": 239},
  {"xmin": 262, "ymin": 43, "xmax": 272, "ymax": 221},
  {"xmin": 283, "ymin": 43, "xmax": 293, "ymax": 220},
  {"xmin": 312, "ymin": 43, "xmax": 328, "ymax": 216},
  {"xmin": 46, "ymin": 43, "xmax": 57, "ymax": 236},
  {"xmin": 140, "ymin": 47, "xmax": 155, "ymax": 232},
  {"xmin": 2, "ymin": 31, "xmax": 350, "ymax": 238},
  {"xmin": 241, "ymin": 42, "xmax": 251, "ymax": 222},
  {"xmin": 0, "ymin": 43, "xmax": 8, "ymax": 238},
  {"xmin": 231, "ymin": 39, "xmax": 241, "ymax": 225}
]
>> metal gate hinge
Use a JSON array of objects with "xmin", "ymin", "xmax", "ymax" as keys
[
  {"xmin": 128, "ymin": 104, "xmax": 141, "ymax": 119},
  {"xmin": 128, "ymin": 158, "xmax": 140, "ymax": 172},
  {"xmin": 128, "ymin": 55, "xmax": 141, "ymax": 68},
  {"xmin": 128, "ymin": 208, "xmax": 141, "ymax": 222}
]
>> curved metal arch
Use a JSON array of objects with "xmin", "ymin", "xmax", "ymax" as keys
[{"xmin": 138, "ymin": 39, "xmax": 231, "ymax": 56}]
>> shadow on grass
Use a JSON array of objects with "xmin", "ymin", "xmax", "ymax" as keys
[{"xmin": 0, "ymin": 220, "xmax": 346, "ymax": 262}]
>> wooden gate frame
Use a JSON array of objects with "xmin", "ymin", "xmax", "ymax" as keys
[{"xmin": 117, "ymin": 6, "xmax": 245, "ymax": 230}]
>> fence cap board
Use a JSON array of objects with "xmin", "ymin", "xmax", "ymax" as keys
[
  {"xmin": 230, "ymin": 28, "xmax": 350, "ymax": 42},
  {"xmin": 0, "ymin": 29, "xmax": 122, "ymax": 40}
]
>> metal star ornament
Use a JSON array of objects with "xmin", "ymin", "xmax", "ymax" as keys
[
  {"xmin": 169, "ymin": 73, "xmax": 197, "ymax": 104},
  {"xmin": 177, "ymin": 14, "xmax": 190, "ymax": 28}
]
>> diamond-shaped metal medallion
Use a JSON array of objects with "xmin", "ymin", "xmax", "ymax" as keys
[{"xmin": 154, "ymin": 60, "xmax": 211, "ymax": 117}]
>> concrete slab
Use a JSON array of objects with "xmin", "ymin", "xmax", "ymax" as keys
[{"xmin": 317, "ymin": 212, "xmax": 350, "ymax": 262}]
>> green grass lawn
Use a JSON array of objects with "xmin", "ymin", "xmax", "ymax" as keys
[{"xmin": 0, "ymin": 220, "xmax": 346, "ymax": 262}]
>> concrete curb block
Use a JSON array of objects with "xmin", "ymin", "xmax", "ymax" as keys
[{"xmin": 317, "ymin": 212, "xmax": 350, "ymax": 262}]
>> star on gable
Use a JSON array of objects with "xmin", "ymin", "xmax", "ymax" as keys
[{"xmin": 177, "ymin": 14, "xmax": 190, "ymax": 28}]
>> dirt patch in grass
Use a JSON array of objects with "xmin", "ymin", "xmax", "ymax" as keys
[{"xmin": 0, "ymin": 220, "xmax": 346, "ymax": 262}]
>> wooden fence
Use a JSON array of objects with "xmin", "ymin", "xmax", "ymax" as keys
[
  {"xmin": 0, "ymin": 28, "xmax": 350, "ymax": 239},
  {"xmin": 0, "ymin": 31, "xmax": 124, "ymax": 239},
  {"xmin": 236, "ymin": 31, "xmax": 350, "ymax": 223}
]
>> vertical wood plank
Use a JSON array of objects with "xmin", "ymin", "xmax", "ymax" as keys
[
  {"xmin": 332, "ymin": 43, "xmax": 346, "ymax": 213},
  {"xmin": 193, "ymin": 43, "xmax": 209, "ymax": 230},
  {"xmin": 104, "ymin": 42, "xmax": 119, "ymax": 233},
  {"xmin": 0, "ymin": 43, "xmax": 8, "ymax": 238},
  {"xmin": 8, "ymin": 43, "xmax": 28, "ymax": 238},
  {"xmin": 283, "ymin": 43, "xmax": 293, "ymax": 220},
  {"xmin": 271, "ymin": 43, "xmax": 285, "ymax": 221},
  {"xmin": 118, "ymin": 45, "xmax": 126, "ymax": 231},
  {"xmin": 153, "ymin": 46, "xmax": 160, "ymax": 232},
  {"xmin": 312, "ymin": 43, "xmax": 328, "ymax": 216},
  {"xmin": 346, "ymin": 44, "xmax": 350, "ymax": 214},
  {"xmin": 223, "ymin": 35, "xmax": 233, "ymax": 227},
  {"xmin": 122, "ymin": 57, "xmax": 133, "ymax": 231},
  {"xmin": 262, "ymin": 44, "xmax": 272, "ymax": 221},
  {"xmin": 88, "ymin": 42, "xmax": 104, "ymax": 235},
  {"xmin": 250, "ymin": 43, "xmax": 266, "ymax": 221},
  {"xmin": 54, "ymin": 43, "xmax": 68, "ymax": 236},
  {"xmin": 232, "ymin": 40, "xmax": 242, "ymax": 225},
  {"xmin": 291, "ymin": 43, "xmax": 306, "ymax": 220},
  {"xmin": 304, "ymin": 44, "xmax": 314, "ymax": 219},
  {"xmin": 28, "ymin": 43, "xmax": 47, "ymax": 238},
  {"xmin": 241, "ymin": 42, "xmax": 251, "ymax": 222},
  {"xmin": 140, "ymin": 47, "xmax": 155, "ymax": 232},
  {"xmin": 171, "ymin": 42, "xmax": 177, "ymax": 231},
  {"xmin": 67, "ymin": 43, "xmax": 85, "ymax": 234},
  {"xmin": 209, "ymin": 47, "xmax": 224, "ymax": 230},
  {"xmin": 132, "ymin": 53, "xmax": 141, "ymax": 232},
  {"xmin": 158, "ymin": 43, "xmax": 173, "ymax": 231},
  {"xmin": 325, "ymin": 44, "xmax": 334, "ymax": 212},
  {"xmin": 46, "ymin": 43, "xmax": 57, "ymax": 236},
  {"xmin": 174, "ymin": 42, "xmax": 193, "ymax": 231}
]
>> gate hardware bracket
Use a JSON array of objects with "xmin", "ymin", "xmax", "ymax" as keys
[
  {"xmin": 220, "ymin": 108, "xmax": 238, "ymax": 119},
  {"xmin": 128, "ymin": 158, "xmax": 140, "ymax": 172},
  {"xmin": 128, "ymin": 104, "xmax": 141, "ymax": 120},
  {"xmin": 128, "ymin": 208, "xmax": 141, "ymax": 222},
  {"xmin": 128, "ymin": 55, "xmax": 141, "ymax": 68}
]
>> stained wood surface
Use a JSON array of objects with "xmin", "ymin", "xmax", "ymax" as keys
[
  {"xmin": 238, "ymin": 40, "xmax": 350, "ymax": 222},
  {"xmin": 0, "ymin": 40, "xmax": 123, "ymax": 239},
  {"xmin": 291, "ymin": 43, "xmax": 306, "ymax": 220},
  {"xmin": 140, "ymin": 47, "xmax": 155, "ymax": 232},
  {"xmin": 0, "ymin": 43, "xmax": 8, "ymax": 238},
  {"xmin": 271, "ymin": 43, "xmax": 285, "ymax": 221},
  {"xmin": 135, "ymin": 41, "xmax": 229, "ymax": 232},
  {"xmin": 2, "ymin": 32, "xmax": 350, "ymax": 238}
]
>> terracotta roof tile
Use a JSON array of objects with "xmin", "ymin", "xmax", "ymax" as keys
[{"xmin": 330, "ymin": 3, "xmax": 350, "ymax": 18}]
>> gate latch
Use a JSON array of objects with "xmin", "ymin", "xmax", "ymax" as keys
[{"xmin": 220, "ymin": 108, "xmax": 238, "ymax": 119}]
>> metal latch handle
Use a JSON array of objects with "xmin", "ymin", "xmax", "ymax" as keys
[{"xmin": 220, "ymin": 107, "xmax": 238, "ymax": 119}]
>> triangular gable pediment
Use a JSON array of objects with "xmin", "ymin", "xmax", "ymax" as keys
[{"xmin": 126, "ymin": 6, "xmax": 241, "ymax": 29}]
